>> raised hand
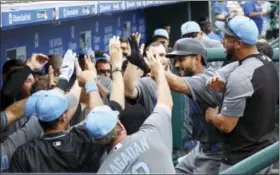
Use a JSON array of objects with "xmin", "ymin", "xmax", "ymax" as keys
[
  {"xmin": 109, "ymin": 36, "xmax": 123, "ymax": 70},
  {"xmin": 144, "ymin": 50, "xmax": 164, "ymax": 78},
  {"xmin": 26, "ymin": 53, "xmax": 49, "ymax": 70},
  {"xmin": 84, "ymin": 55, "xmax": 96, "ymax": 72},
  {"xmin": 77, "ymin": 70, "xmax": 96, "ymax": 87},
  {"xmin": 59, "ymin": 49, "xmax": 76, "ymax": 82},
  {"xmin": 206, "ymin": 76, "xmax": 225, "ymax": 92},
  {"xmin": 127, "ymin": 33, "xmax": 150, "ymax": 74}
]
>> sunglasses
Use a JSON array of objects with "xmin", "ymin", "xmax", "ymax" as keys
[
  {"xmin": 97, "ymin": 69, "xmax": 111, "ymax": 74},
  {"xmin": 224, "ymin": 17, "xmax": 246, "ymax": 40}
]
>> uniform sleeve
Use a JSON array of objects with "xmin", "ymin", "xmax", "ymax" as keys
[
  {"xmin": 243, "ymin": 2, "xmax": 254, "ymax": 16},
  {"xmin": 221, "ymin": 71, "xmax": 254, "ymax": 117},
  {"xmin": 0, "ymin": 117, "xmax": 42, "ymax": 172},
  {"xmin": 216, "ymin": 61, "xmax": 239, "ymax": 81},
  {"xmin": 182, "ymin": 75, "xmax": 220, "ymax": 106},
  {"xmin": 135, "ymin": 77, "xmax": 157, "ymax": 108},
  {"xmin": 0, "ymin": 112, "xmax": 8, "ymax": 132},
  {"xmin": 140, "ymin": 106, "xmax": 172, "ymax": 151}
]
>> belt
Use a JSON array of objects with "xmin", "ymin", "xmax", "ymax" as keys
[{"xmin": 200, "ymin": 142, "xmax": 224, "ymax": 153}]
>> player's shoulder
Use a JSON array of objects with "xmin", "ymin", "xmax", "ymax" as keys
[{"xmin": 13, "ymin": 138, "xmax": 43, "ymax": 158}]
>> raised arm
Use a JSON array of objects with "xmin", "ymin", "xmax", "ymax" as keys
[
  {"xmin": 0, "ymin": 99, "xmax": 27, "ymax": 132},
  {"xmin": 123, "ymin": 62, "xmax": 142, "ymax": 100},
  {"xmin": 145, "ymin": 50, "xmax": 173, "ymax": 114},
  {"xmin": 164, "ymin": 71, "xmax": 190, "ymax": 94},
  {"xmin": 109, "ymin": 36, "xmax": 125, "ymax": 109}
]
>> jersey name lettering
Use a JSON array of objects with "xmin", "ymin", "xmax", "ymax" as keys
[{"xmin": 105, "ymin": 137, "xmax": 150, "ymax": 174}]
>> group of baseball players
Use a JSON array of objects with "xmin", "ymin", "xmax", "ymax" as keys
[{"xmin": 0, "ymin": 15, "xmax": 278, "ymax": 174}]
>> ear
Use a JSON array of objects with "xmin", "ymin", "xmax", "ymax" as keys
[
  {"xmin": 195, "ymin": 55, "xmax": 202, "ymax": 65},
  {"xmin": 60, "ymin": 113, "xmax": 68, "ymax": 123},
  {"xmin": 235, "ymin": 40, "xmax": 243, "ymax": 49},
  {"xmin": 197, "ymin": 32, "xmax": 203, "ymax": 40},
  {"xmin": 117, "ymin": 121, "xmax": 126, "ymax": 131}
]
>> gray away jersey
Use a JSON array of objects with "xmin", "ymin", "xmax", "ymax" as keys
[{"xmin": 98, "ymin": 106, "xmax": 175, "ymax": 174}]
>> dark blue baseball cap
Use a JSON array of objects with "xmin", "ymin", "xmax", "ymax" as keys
[{"xmin": 215, "ymin": 16, "xmax": 259, "ymax": 45}]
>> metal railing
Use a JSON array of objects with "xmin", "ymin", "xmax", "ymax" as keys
[{"xmin": 219, "ymin": 142, "xmax": 279, "ymax": 174}]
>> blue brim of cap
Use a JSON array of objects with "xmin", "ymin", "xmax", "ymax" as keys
[
  {"xmin": 215, "ymin": 21, "xmax": 236, "ymax": 37},
  {"xmin": 166, "ymin": 51, "xmax": 194, "ymax": 58}
]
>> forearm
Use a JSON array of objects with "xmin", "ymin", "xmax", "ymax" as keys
[
  {"xmin": 110, "ymin": 71, "xmax": 125, "ymax": 109},
  {"xmin": 164, "ymin": 71, "xmax": 190, "ymax": 94},
  {"xmin": 4, "ymin": 99, "xmax": 27, "ymax": 127},
  {"xmin": 155, "ymin": 71, "xmax": 173, "ymax": 114},
  {"xmin": 208, "ymin": 114, "xmax": 235, "ymax": 134},
  {"xmin": 66, "ymin": 80, "xmax": 82, "ymax": 120},
  {"xmin": 248, "ymin": 12, "xmax": 262, "ymax": 17},
  {"xmin": 97, "ymin": 82, "xmax": 110, "ymax": 99},
  {"xmin": 87, "ymin": 81, "xmax": 103, "ymax": 112},
  {"xmin": 123, "ymin": 63, "xmax": 140, "ymax": 99}
]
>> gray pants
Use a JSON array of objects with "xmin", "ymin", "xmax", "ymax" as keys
[
  {"xmin": 175, "ymin": 142, "xmax": 223, "ymax": 174},
  {"xmin": 220, "ymin": 163, "xmax": 273, "ymax": 175}
]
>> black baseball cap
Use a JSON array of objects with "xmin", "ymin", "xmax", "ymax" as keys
[{"xmin": 166, "ymin": 38, "xmax": 207, "ymax": 65}]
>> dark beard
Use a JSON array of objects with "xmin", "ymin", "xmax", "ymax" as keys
[{"xmin": 184, "ymin": 68, "xmax": 195, "ymax": 77}]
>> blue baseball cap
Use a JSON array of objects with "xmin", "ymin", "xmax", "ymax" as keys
[
  {"xmin": 153, "ymin": 28, "xmax": 169, "ymax": 40},
  {"xmin": 215, "ymin": 16, "xmax": 259, "ymax": 45},
  {"xmin": 84, "ymin": 105, "xmax": 119, "ymax": 140},
  {"xmin": 24, "ymin": 90, "xmax": 77, "ymax": 122}
]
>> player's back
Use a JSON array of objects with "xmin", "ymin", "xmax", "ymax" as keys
[{"xmin": 98, "ymin": 129, "xmax": 175, "ymax": 174}]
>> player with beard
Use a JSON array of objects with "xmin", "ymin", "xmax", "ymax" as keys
[{"xmin": 158, "ymin": 38, "xmax": 238, "ymax": 174}]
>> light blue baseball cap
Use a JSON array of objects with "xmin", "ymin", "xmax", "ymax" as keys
[
  {"xmin": 181, "ymin": 21, "xmax": 201, "ymax": 36},
  {"xmin": 84, "ymin": 105, "xmax": 119, "ymax": 140},
  {"xmin": 215, "ymin": 16, "xmax": 259, "ymax": 45},
  {"xmin": 153, "ymin": 28, "xmax": 169, "ymax": 40},
  {"xmin": 24, "ymin": 90, "xmax": 77, "ymax": 122}
]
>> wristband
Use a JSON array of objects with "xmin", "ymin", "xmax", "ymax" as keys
[
  {"xmin": 85, "ymin": 80, "xmax": 98, "ymax": 94},
  {"xmin": 112, "ymin": 68, "xmax": 122, "ymax": 74},
  {"xmin": 57, "ymin": 78, "xmax": 69, "ymax": 91}
]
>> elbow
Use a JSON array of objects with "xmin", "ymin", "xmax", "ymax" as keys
[
  {"xmin": 221, "ymin": 126, "xmax": 234, "ymax": 134},
  {"xmin": 171, "ymin": 84, "xmax": 188, "ymax": 94},
  {"xmin": 125, "ymin": 87, "xmax": 138, "ymax": 100}
]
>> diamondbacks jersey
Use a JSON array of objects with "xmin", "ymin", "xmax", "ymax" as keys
[{"xmin": 97, "ymin": 106, "xmax": 175, "ymax": 174}]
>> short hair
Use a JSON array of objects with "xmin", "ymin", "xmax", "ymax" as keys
[
  {"xmin": 31, "ymin": 75, "xmax": 50, "ymax": 94},
  {"xmin": 45, "ymin": 54, "xmax": 62, "ymax": 73},
  {"xmin": 256, "ymin": 41, "xmax": 273, "ymax": 59},
  {"xmin": 182, "ymin": 32, "xmax": 199, "ymax": 39},
  {"xmin": 39, "ymin": 117, "xmax": 61, "ymax": 131},
  {"xmin": 95, "ymin": 59, "xmax": 111, "ymax": 69},
  {"xmin": 145, "ymin": 41, "xmax": 167, "ymax": 52},
  {"xmin": 2, "ymin": 59, "xmax": 24, "ymax": 75},
  {"xmin": 94, "ymin": 124, "xmax": 121, "ymax": 145}
]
